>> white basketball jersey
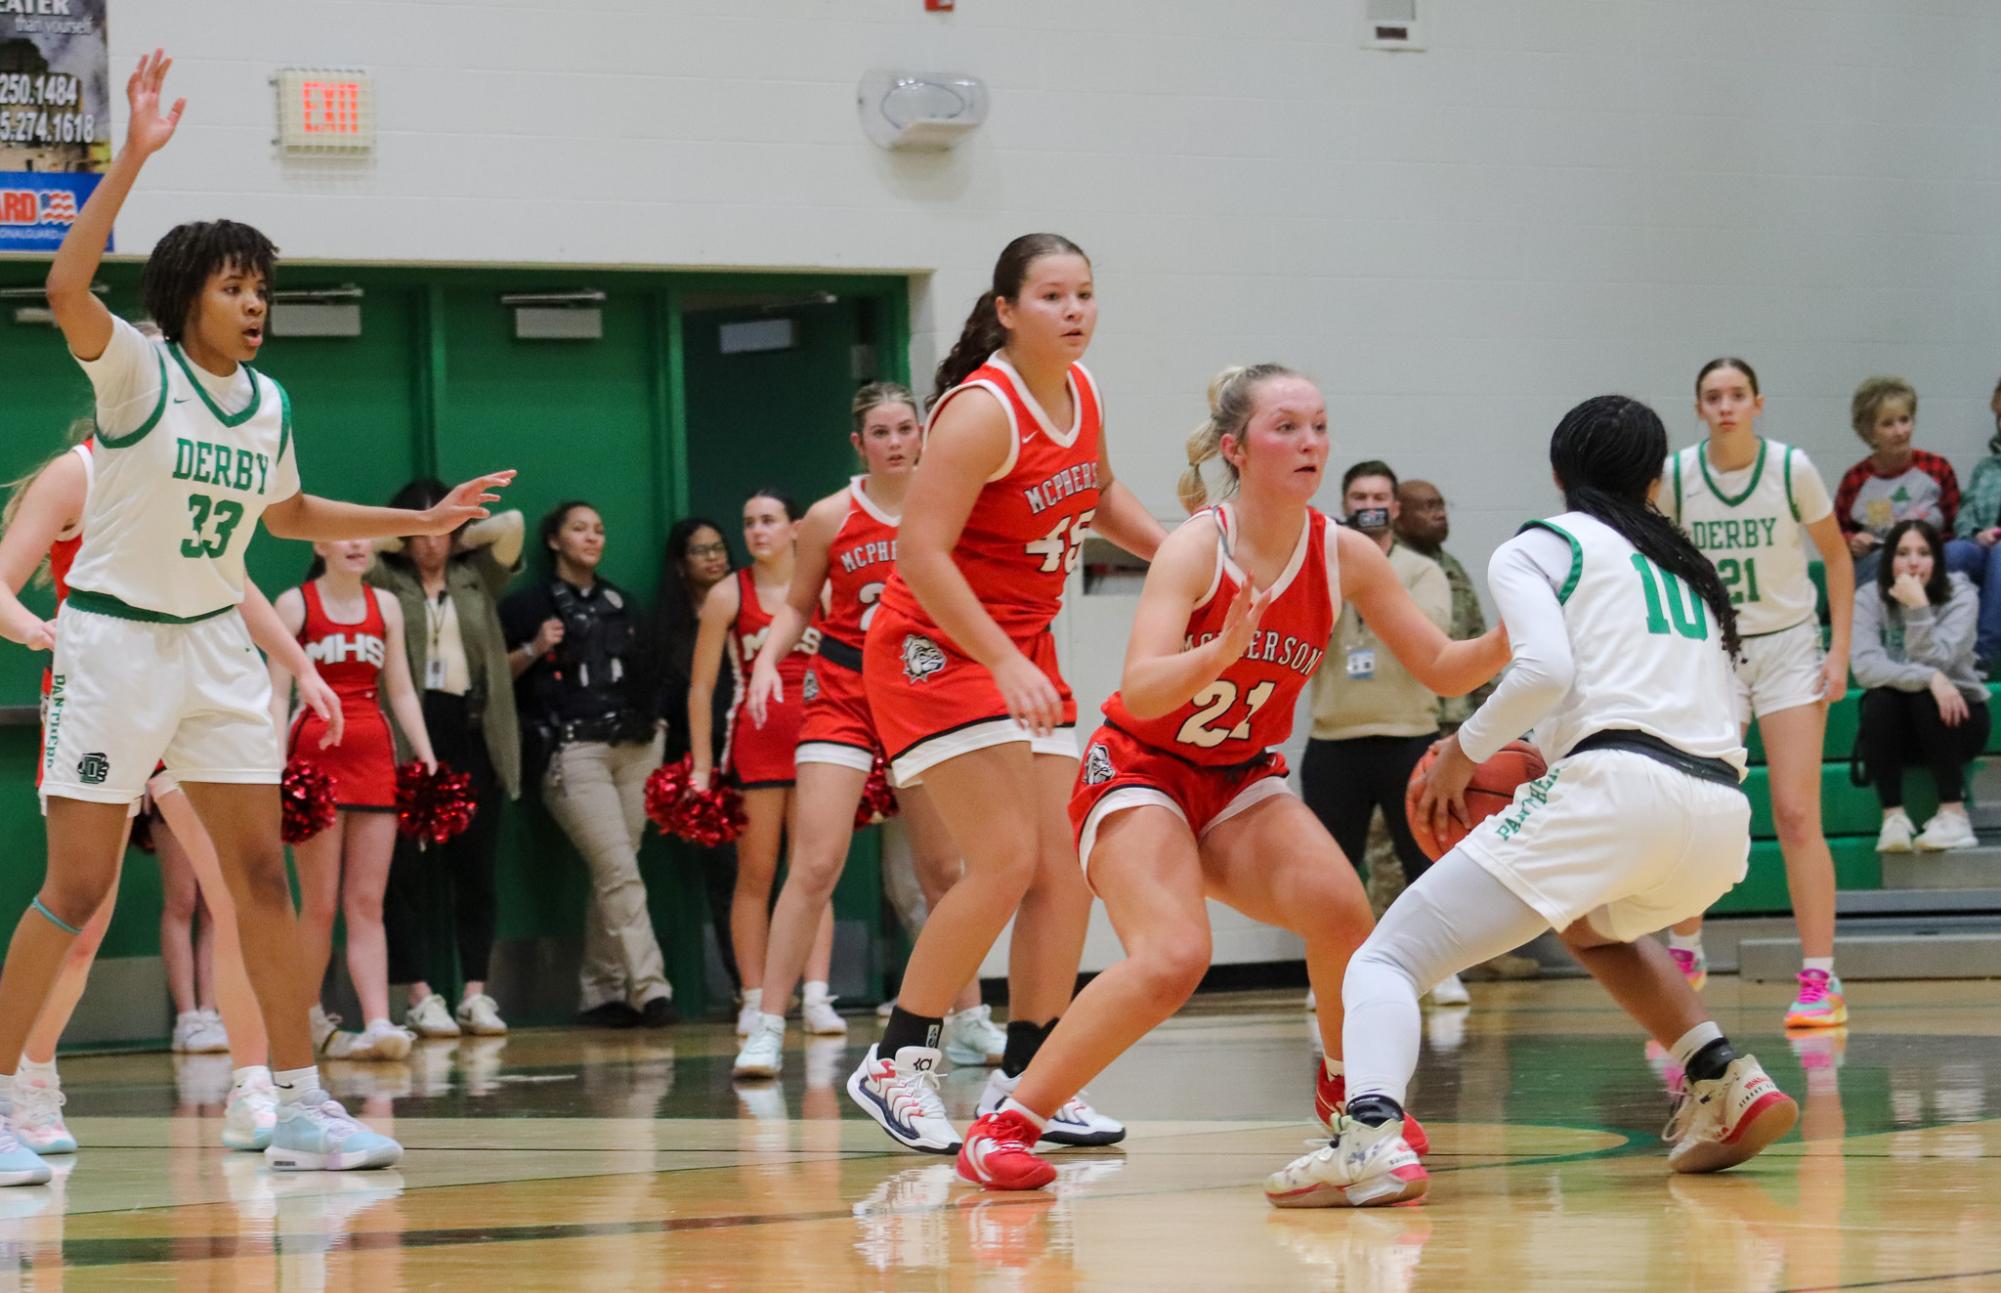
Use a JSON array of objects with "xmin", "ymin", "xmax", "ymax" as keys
[
  {"xmin": 1665, "ymin": 439, "xmax": 1817, "ymax": 637},
  {"xmin": 65, "ymin": 340, "xmax": 299, "ymax": 620},
  {"xmin": 1522, "ymin": 512, "xmax": 1745, "ymax": 770}
]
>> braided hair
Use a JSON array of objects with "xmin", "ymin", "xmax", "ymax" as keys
[
  {"xmin": 139, "ymin": 219, "xmax": 278, "ymax": 342},
  {"xmin": 1549, "ymin": 395, "xmax": 1741, "ymax": 660},
  {"xmin": 932, "ymin": 233, "xmax": 1089, "ymax": 406}
]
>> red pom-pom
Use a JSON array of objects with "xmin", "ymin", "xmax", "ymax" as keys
[
  {"xmin": 395, "ymin": 761, "xmax": 478, "ymax": 847},
  {"xmin": 853, "ymin": 757, "xmax": 900, "ymax": 830},
  {"xmin": 281, "ymin": 760, "xmax": 339, "ymax": 844},
  {"xmin": 643, "ymin": 756, "xmax": 746, "ymax": 846},
  {"xmin": 644, "ymin": 758, "xmax": 696, "ymax": 834}
]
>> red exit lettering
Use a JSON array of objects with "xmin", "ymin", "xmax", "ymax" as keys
[
  {"xmin": 300, "ymin": 81, "xmax": 361, "ymax": 134},
  {"xmin": 0, "ymin": 190, "xmax": 37, "ymax": 224}
]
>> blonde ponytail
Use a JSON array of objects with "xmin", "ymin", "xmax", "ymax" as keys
[
  {"xmin": 1177, "ymin": 363, "xmax": 1295, "ymax": 513},
  {"xmin": 0, "ymin": 418, "xmax": 94, "ymax": 589}
]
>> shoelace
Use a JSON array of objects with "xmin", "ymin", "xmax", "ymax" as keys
[
  {"xmin": 1795, "ymin": 970, "xmax": 1830, "ymax": 1006},
  {"xmin": 293, "ymin": 1093, "xmax": 361, "ymax": 1142},
  {"xmin": 14, "ymin": 1085, "xmax": 64, "ymax": 1120},
  {"xmin": 983, "ymin": 1113, "xmax": 1039, "ymax": 1153},
  {"xmin": 883, "ymin": 1062, "xmax": 948, "ymax": 1122},
  {"xmin": 0, "ymin": 1122, "xmax": 26, "ymax": 1155}
]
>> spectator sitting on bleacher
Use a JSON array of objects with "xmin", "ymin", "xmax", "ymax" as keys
[
  {"xmin": 1852, "ymin": 519, "xmax": 1988, "ymax": 854},
  {"xmin": 1949, "ymin": 375, "xmax": 2001, "ymax": 671},
  {"xmin": 1834, "ymin": 376, "xmax": 1976, "ymax": 587}
]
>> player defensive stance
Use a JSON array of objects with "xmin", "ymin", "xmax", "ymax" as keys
[
  {"xmin": 1265, "ymin": 395, "xmax": 1798, "ymax": 1209},
  {"xmin": 956, "ymin": 365, "xmax": 1507, "ymax": 1190}
]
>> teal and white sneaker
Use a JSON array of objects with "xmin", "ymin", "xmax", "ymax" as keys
[
  {"xmin": 265, "ymin": 1091, "xmax": 403, "ymax": 1171},
  {"xmin": 11, "ymin": 1075, "xmax": 75, "ymax": 1155},
  {"xmin": 223, "ymin": 1070, "xmax": 278, "ymax": 1152},
  {"xmin": 0, "ymin": 1118, "xmax": 51, "ymax": 1186}
]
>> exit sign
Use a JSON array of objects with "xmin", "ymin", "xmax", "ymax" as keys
[{"xmin": 275, "ymin": 69, "xmax": 375, "ymax": 153}]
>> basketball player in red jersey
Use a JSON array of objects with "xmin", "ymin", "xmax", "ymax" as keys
[
  {"xmin": 689, "ymin": 490, "xmax": 839, "ymax": 1039},
  {"xmin": 272, "ymin": 539, "xmax": 437, "ymax": 1063},
  {"xmin": 0, "ymin": 430, "xmax": 339, "ymax": 1160},
  {"xmin": 954, "ymin": 365, "xmax": 1509, "ymax": 1188},
  {"xmin": 848, "ymin": 234, "xmax": 1169, "ymax": 1154},
  {"xmin": 731, "ymin": 383, "xmax": 996, "ymax": 1080}
]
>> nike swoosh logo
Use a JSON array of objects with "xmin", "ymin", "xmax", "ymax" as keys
[{"xmin": 172, "ymin": 398, "xmax": 190, "ymax": 404}]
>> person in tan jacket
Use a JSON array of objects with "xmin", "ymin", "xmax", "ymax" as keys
[{"xmin": 1301, "ymin": 462, "xmax": 1451, "ymax": 889}]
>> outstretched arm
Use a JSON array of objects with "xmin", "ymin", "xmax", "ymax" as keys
[
  {"xmin": 1340, "ymin": 528, "xmax": 1508, "ymax": 697},
  {"xmin": 263, "ymin": 471, "xmax": 516, "ymax": 542},
  {"xmin": 47, "ymin": 51, "xmax": 185, "ymax": 362}
]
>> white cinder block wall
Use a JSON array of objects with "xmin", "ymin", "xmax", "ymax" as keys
[{"xmin": 92, "ymin": 0, "xmax": 2001, "ymax": 572}]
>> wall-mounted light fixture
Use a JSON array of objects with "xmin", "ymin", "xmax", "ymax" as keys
[
  {"xmin": 501, "ymin": 290, "xmax": 606, "ymax": 340},
  {"xmin": 857, "ymin": 71, "xmax": 988, "ymax": 151}
]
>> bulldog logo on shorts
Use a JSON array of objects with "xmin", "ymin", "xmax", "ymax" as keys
[
  {"xmin": 802, "ymin": 670, "xmax": 820, "ymax": 703},
  {"xmin": 901, "ymin": 634, "xmax": 947, "ymax": 684},
  {"xmin": 1084, "ymin": 744, "xmax": 1114, "ymax": 786}
]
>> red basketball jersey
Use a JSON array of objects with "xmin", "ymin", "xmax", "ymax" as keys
[
  {"xmin": 822, "ymin": 477, "xmax": 899, "ymax": 652},
  {"xmin": 732, "ymin": 567, "xmax": 815, "ymax": 684},
  {"xmin": 1101, "ymin": 505, "xmax": 1338, "ymax": 766},
  {"xmin": 877, "ymin": 354, "xmax": 1103, "ymax": 638},
  {"xmin": 47, "ymin": 440, "xmax": 93, "ymax": 603},
  {"xmin": 298, "ymin": 580, "xmax": 388, "ymax": 703}
]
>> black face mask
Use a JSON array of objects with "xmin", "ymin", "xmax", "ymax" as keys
[{"xmin": 1347, "ymin": 506, "xmax": 1391, "ymax": 533}]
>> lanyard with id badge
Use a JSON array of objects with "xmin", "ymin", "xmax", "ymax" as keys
[
  {"xmin": 425, "ymin": 592, "xmax": 451, "ymax": 690},
  {"xmin": 1342, "ymin": 507, "xmax": 1390, "ymax": 683}
]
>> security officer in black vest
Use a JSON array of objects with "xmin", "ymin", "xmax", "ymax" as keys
[{"xmin": 501, "ymin": 501, "xmax": 676, "ymax": 1028}]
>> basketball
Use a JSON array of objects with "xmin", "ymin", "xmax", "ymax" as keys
[{"xmin": 1405, "ymin": 739, "xmax": 1549, "ymax": 861}]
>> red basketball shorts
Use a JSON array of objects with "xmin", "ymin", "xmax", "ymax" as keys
[
  {"xmin": 1068, "ymin": 723, "xmax": 1293, "ymax": 888},
  {"xmin": 862, "ymin": 606, "xmax": 1076, "ymax": 788},
  {"xmin": 796, "ymin": 656, "xmax": 882, "ymax": 772}
]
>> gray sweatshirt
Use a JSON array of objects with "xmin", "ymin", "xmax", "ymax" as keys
[{"xmin": 1850, "ymin": 572, "xmax": 1985, "ymax": 703}]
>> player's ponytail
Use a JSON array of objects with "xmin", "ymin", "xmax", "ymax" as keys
[
  {"xmin": 932, "ymin": 233, "xmax": 1089, "ymax": 406},
  {"xmin": 1178, "ymin": 363, "xmax": 1296, "ymax": 513},
  {"xmin": 1549, "ymin": 395, "xmax": 1742, "ymax": 660}
]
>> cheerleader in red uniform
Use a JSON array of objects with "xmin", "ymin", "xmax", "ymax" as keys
[
  {"xmin": 0, "ymin": 429, "xmax": 339, "ymax": 1155},
  {"xmin": 953, "ymin": 365, "xmax": 1508, "ymax": 1189},
  {"xmin": 272, "ymin": 539, "xmax": 436, "ymax": 1062},
  {"xmin": 847, "ymin": 235, "xmax": 1168, "ymax": 1154},
  {"xmin": 688, "ymin": 491, "xmax": 836, "ymax": 1037},
  {"xmin": 730, "ymin": 383, "xmax": 998, "ymax": 1080}
]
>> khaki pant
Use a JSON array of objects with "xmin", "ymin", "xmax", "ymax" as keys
[{"xmin": 543, "ymin": 734, "xmax": 671, "ymax": 1010}]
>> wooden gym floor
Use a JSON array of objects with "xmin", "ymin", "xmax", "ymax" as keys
[{"xmin": 9, "ymin": 976, "xmax": 2001, "ymax": 1291}]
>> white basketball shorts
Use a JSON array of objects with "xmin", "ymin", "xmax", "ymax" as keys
[
  {"xmin": 1454, "ymin": 748, "xmax": 1750, "ymax": 944},
  {"xmin": 41, "ymin": 601, "xmax": 281, "ymax": 807},
  {"xmin": 1732, "ymin": 619, "xmax": 1826, "ymax": 725}
]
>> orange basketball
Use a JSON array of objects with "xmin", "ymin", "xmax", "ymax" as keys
[{"xmin": 1405, "ymin": 739, "xmax": 1548, "ymax": 861}]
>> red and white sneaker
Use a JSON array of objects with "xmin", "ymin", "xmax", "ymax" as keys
[
  {"xmin": 956, "ymin": 1111, "xmax": 1057, "ymax": 1191},
  {"xmin": 1265, "ymin": 1116, "xmax": 1428, "ymax": 1209},
  {"xmin": 1315, "ymin": 1064, "xmax": 1429, "ymax": 1158},
  {"xmin": 1665, "ymin": 1055, "xmax": 1797, "ymax": 1174}
]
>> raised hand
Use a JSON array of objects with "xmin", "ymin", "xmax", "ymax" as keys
[
  {"xmin": 1213, "ymin": 578, "xmax": 1274, "ymax": 663},
  {"xmin": 125, "ymin": 50, "xmax": 186, "ymax": 158},
  {"xmin": 413, "ymin": 471, "xmax": 517, "ymax": 536}
]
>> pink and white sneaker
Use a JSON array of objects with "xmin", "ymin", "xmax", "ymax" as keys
[
  {"xmin": 1665, "ymin": 1055, "xmax": 1797, "ymax": 1174},
  {"xmin": 1784, "ymin": 970, "xmax": 1847, "ymax": 1029},
  {"xmin": 1265, "ymin": 1116, "xmax": 1428, "ymax": 1208},
  {"xmin": 1669, "ymin": 947, "xmax": 1707, "ymax": 990},
  {"xmin": 1314, "ymin": 1064, "xmax": 1429, "ymax": 1157}
]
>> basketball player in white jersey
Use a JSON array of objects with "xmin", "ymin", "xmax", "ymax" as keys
[
  {"xmin": 1264, "ymin": 395, "xmax": 1797, "ymax": 1208},
  {"xmin": 1664, "ymin": 358, "xmax": 1855, "ymax": 1029},
  {"xmin": 0, "ymin": 51, "xmax": 511, "ymax": 1182}
]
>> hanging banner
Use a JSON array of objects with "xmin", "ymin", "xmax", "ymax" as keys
[{"xmin": 0, "ymin": 0, "xmax": 110, "ymax": 252}]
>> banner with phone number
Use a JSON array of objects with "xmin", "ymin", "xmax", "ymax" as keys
[{"xmin": 0, "ymin": 0, "xmax": 110, "ymax": 252}]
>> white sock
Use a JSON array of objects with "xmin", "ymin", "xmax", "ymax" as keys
[
  {"xmin": 740, "ymin": 988, "xmax": 762, "ymax": 1012},
  {"xmin": 999, "ymin": 1097, "xmax": 1048, "ymax": 1131},
  {"xmin": 231, "ymin": 1065, "xmax": 271, "ymax": 1090},
  {"xmin": 18, "ymin": 1057, "xmax": 56, "ymax": 1085},
  {"xmin": 273, "ymin": 1066, "xmax": 320, "ymax": 1104},
  {"xmin": 804, "ymin": 980, "xmax": 830, "ymax": 1004},
  {"xmin": 1668, "ymin": 1021, "xmax": 1723, "ymax": 1072},
  {"xmin": 759, "ymin": 1012, "xmax": 786, "ymax": 1031},
  {"xmin": 1322, "ymin": 1057, "xmax": 1344, "ymax": 1080},
  {"xmin": 1668, "ymin": 930, "xmax": 1703, "ymax": 954},
  {"xmin": 1802, "ymin": 956, "xmax": 1835, "ymax": 976},
  {"xmin": 365, "ymin": 1018, "xmax": 394, "ymax": 1033}
]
